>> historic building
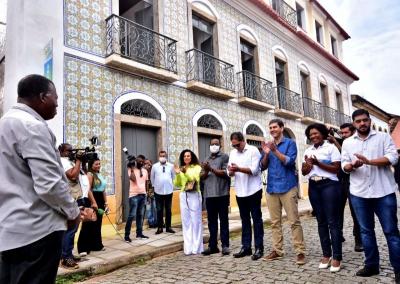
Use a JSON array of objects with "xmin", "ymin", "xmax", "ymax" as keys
[{"xmin": 3, "ymin": 0, "xmax": 358, "ymax": 225}]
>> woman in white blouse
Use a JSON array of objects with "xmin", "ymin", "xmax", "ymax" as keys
[{"xmin": 302, "ymin": 123, "xmax": 342, "ymax": 272}]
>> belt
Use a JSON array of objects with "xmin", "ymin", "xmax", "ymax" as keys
[{"xmin": 309, "ymin": 176, "xmax": 329, "ymax": 182}]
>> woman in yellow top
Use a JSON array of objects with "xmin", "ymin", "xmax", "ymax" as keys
[{"xmin": 174, "ymin": 149, "xmax": 203, "ymax": 255}]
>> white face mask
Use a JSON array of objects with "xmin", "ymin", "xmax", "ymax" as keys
[
  {"xmin": 210, "ymin": 145, "xmax": 220, "ymax": 154},
  {"xmin": 159, "ymin": 157, "xmax": 167, "ymax": 164}
]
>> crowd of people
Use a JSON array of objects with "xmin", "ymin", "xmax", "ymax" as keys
[{"xmin": 1, "ymin": 74, "xmax": 399, "ymax": 284}]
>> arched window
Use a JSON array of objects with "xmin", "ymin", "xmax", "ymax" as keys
[
  {"xmin": 120, "ymin": 99, "xmax": 161, "ymax": 120},
  {"xmin": 197, "ymin": 114, "xmax": 222, "ymax": 130},
  {"xmin": 246, "ymin": 124, "xmax": 264, "ymax": 137}
]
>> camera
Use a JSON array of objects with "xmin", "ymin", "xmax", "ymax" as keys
[
  {"xmin": 69, "ymin": 136, "xmax": 100, "ymax": 163},
  {"xmin": 122, "ymin": 147, "xmax": 136, "ymax": 168}
]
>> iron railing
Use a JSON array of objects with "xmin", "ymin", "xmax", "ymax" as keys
[
  {"xmin": 237, "ymin": 71, "xmax": 275, "ymax": 105},
  {"xmin": 186, "ymin": 49, "xmax": 235, "ymax": 92},
  {"xmin": 272, "ymin": 0, "xmax": 297, "ymax": 28},
  {"xmin": 275, "ymin": 86, "xmax": 302, "ymax": 114},
  {"xmin": 338, "ymin": 112, "xmax": 351, "ymax": 125},
  {"xmin": 106, "ymin": 14, "xmax": 177, "ymax": 73},
  {"xmin": 303, "ymin": 97, "xmax": 323, "ymax": 121},
  {"xmin": 323, "ymin": 106, "xmax": 339, "ymax": 126}
]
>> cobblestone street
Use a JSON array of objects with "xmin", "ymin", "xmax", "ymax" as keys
[{"xmin": 80, "ymin": 202, "xmax": 400, "ymax": 284}]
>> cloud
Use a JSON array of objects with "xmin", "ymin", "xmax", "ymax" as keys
[{"xmin": 319, "ymin": 0, "xmax": 400, "ymax": 114}]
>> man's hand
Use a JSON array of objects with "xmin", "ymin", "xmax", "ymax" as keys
[
  {"xmin": 267, "ymin": 141, "xmax": 277, "ymax": 152},
  {"xmin": 67, "ymin": 212, "xmax": 82, "ymax": 229},
  {"xmin": 352, "ymin": 159, "xmax": 364, "ymax": 168},
  {"xmin": 261, "ymin": 141, "xmax": 271, "ymax": 154},
  {"xmin": 202, "ymin": 162, "xmax": 211, "ymax": 172},
  {"xmin": 327, "ymin": 134, "xmax": 336, "ymax": 144},
  {"xmin": 228, "ymin": 163, "xmax": 240, "ymax": 173},
  {"xmin": 354, "ymin": 154, "xmax": 369, "ymax": 165},
  {"xmin": 91, "ymin": 202, "xmax": 98, "ymax": 211}
]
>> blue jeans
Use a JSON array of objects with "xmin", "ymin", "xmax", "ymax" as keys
[
  {"xmin": 309, "ymin": 179, "xmax": 342, "ymax": 261},
  {"xmin": 146, "ymin": 197, "xmax": 157, "ymax": 227},
  {"xmin": 61, "ymin": 222, "xmax": 79, "ymax": 259},
  {"xmin": 350, "ymin": 193, "xmax": 400, "ymax": 273},
  {"xmin": 125, "ymin": 194, "xmax": 146, "ymax": 237}
]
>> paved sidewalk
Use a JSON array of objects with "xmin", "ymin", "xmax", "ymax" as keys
[{"xmin": 57, "ymin": 199, "xmax": 312, "ymax": 279}]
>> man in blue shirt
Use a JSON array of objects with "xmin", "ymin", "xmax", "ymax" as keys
[{"xmin": 260, "ymin": 119, "xmax": 306, "ymax": 265}]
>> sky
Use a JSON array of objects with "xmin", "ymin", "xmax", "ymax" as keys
[{"xmin": 319, "ymin": 0, "xmax": 400, "ymax": 115}]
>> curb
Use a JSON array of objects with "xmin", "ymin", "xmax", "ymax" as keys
[{"xmin": 57, "ymin": 208, "xmax": 312, "ymax": 281}]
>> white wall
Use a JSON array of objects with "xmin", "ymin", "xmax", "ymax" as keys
[{"xmin": 4, "ymin": 0, "xmax": 64, "ymax": 141}]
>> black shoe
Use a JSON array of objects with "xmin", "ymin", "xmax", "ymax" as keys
[
  {"xmin": 166, "ymin": 228, "xmax": 176, "ymax": 234},
  {"xmin": 233, "ymin": 248, "xmax": 252, "ymax": 258},
  {"xmin": 136, "ymin": 234, "xmax": 149, "ymax": 239},
  {"xmin": 354, "ymin": 243, "xmax": 364, "ymax": 252},
  {"xmin": 124, "ymin": 236, "xmax": 132, "ymax": 243},
  {"xmin": 221, "ymin": 247, "xmax": 230, "ymax": 256},
  {"xmin": 251, "ymin": 248, "xmax": 264, "ymax": 261},
  {"xmin": 395, "ymin": 272, "xmax": 400, "ymax": 284},
  {"xmin": 356, "ymin": 266, "xmax": 380, "ymax": 277},
  {"xmin": 155, "ymin": 228, "xmax": 163, "ymax": 235},
  {"xmin": 202, "ymin": 247, "xmax": 220, "ymax": 256}
]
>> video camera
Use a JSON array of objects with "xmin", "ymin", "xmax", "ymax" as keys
[
  {"xmin": 69, "ymin": 136, "xmax": 100, "ymax": 163},
  {"xmin": 122, "ymin": 147, "xmax": 136, "ymax": 168}
]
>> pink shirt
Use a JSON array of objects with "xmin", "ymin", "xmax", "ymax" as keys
[{"xmin": 128, "ymin": 168, "xmax": 148, "ymax": 197}]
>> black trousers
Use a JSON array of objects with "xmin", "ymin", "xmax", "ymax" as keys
[
  {"xmin": 205, "ymin": 195, "xmax": 230, "ymax": 249},
  {"xmin": 0, "ymin": 230, "xmax": 64, "ymax": 284},
  {"xmin": 236, "ymin": 190, "xmax": 264, "ymax": 250},
  {"xmin": 155, "ymin": 193, "xmax": 173, "ymax": 229},
  {"xmin": 339, "ymin": 181, "xmax": 361, "ymax": 243}
]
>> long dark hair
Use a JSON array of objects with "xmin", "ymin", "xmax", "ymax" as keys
[
  {"xmin": 88, "ymin": 158, "xmax": 101, "ymax": 187},
  {"xmin": 179, "ymin": 149, "xmax": 199, "ymax": 167}
]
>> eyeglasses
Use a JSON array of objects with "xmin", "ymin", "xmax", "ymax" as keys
[{"xmin": 231, "ymin": 143, "xmax": 240, "ymax": 148}]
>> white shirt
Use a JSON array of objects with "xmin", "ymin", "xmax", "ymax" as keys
[
  {"xmin": 228, "ymin": 143, "xmax": 262, "ymax": 197},
  {"xmin": 303, "ymin": 141, "xmax": 341, "ymax": 181},
  {"xmin": 61, "ymin": 157, "xmax": 90, "ymax": 198},
  {"xmin": 341, "ymin": 130, "xmax": 398, "ymax": 198},
  {"xmin": 150, "ymin": 162, "xmax": 175, "ymax": 195}
]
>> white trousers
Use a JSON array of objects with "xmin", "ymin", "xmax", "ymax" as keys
[{"xmin": 180, "ymin": 191, "xmax": 203, "ymax": 255}]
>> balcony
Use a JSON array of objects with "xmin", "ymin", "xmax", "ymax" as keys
[
  {"xmin": 272, "ymin": 0, "xmax": 297, "ymax": 29},
  {"xmin": 186, "ymin": 49, "xmax": 235, "ymax": 100},
  {"xmin": 301, "ymin": 97, "xmax": 323, "ymax": 124},
  {"xmin": 323, "ymin": 106, "xmax": 340, "ymax": 127},
  {"xmin": 237, "ymin": 71, "xmax": 275, "ymax": 111},
  {"xmin": 274, "ymin": 86, "xmax": 303, "ymax": 119},
  {"xmin": 338, "ymin": 112, "xmax": 351, "ymax": 125},
  {"xmin": 105, "ymin": 14, "xmax": 179, "ymax": 83}
]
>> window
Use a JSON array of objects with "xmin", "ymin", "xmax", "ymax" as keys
[
  {"xmin": 331, "ymin": 36, "xmax": 338, "ymax": 57},
  {"xmin": 119, "ymin": 0, "xmax": 154, "ymax": 29},
  {"xmin": 315, "ymin": 21, "xmax": 323, "ymax": 45},
  {"xmin": 300, "ymin": 72, "xmax": 310, "ymax": 98},
  {"xmin": 320, "ymin": 83, "xmax": 328, "ymax": 106},
  {"xmin": 192, "ymin": 14, "xmax": 214, "ymax": 55},
  {"xmin": 335, "ymin": 92, "xmax": 343, "ymax": 112},
  {"xmin": 296, "ymin": 3, "xmax": 305, "ymax": 29},
  {"xmin": 240, "ymin": 40, "xmax": 255, "ymax": 73},
  {"xmin": 275, "ymin": 58, "xmax": 287, "ymax": 87}
]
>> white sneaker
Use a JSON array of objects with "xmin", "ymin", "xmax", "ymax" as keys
[
  {"xmin": 318, "ymin": 258, "xmax": 331, "ymax": 269},
  {"xmin": 79, "ymin": 252, "xmax": 87, "ymax": 257}
]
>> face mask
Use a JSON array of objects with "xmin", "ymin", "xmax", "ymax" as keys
[
  {"xmin": 159, "ymin": 157, "xmax": 167, "ymax": 164},
  {"xmin": 210, "ymin": 145, "xmax": 220, "ymax": 154}
]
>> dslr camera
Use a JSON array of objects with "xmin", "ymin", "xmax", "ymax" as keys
[
  {"xmin": 69, "ymin": 136, "xmax": 100, "ymax": 163},
  {"xmin": 122, "ymin": 147, "xmax": 136, "ymax": 168}
]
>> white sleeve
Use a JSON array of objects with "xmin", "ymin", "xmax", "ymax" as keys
[
  {"xmin": 330, "ymin": 144, "xmax": 341, "ymax": 162},
  {"xmin": 61, "ymin": 157, "xmax": 73, "ymax": 172}
]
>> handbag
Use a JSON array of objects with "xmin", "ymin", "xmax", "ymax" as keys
[
  {"xmin": 81, "ymin": 207, "xmax": 98, "ymax": 222},
  {"xmin": 184, "ymin": 180, "xmax": 197, "ymax": 192},
  {"xmin": 68, "ymin": 180, "xmax": 83, "ymax": 200}
]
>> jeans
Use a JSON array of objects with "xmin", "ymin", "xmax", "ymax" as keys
[
  {"xmin": 61, "ymin": 222, "xmax": 79, "ymax": 259},
  {"xmin": 309, "ymin": 179, "xmax": 342, "ymax": 261},
  {"xmin": 155, "ymin": 193, "xmax": 173, "ymax": 229},
  {"xmin": 146, "ymin": 197, "xmax": 157, "ymax": 227},
  {"xmin": 350, "ymin": 193, "xmax": 400, "ymax": 273},
  {"xmin": 125, "ymin": 194, "xmax": 146, "ymax": 237},
  {"xmin": 236, "ymin": 189, "xmax": 264, "ymax": 250},
  {"xmin": 0, "ymin": 231, "xmax": 64, "ymax": 284},
  {"xmin": 206, "ymin": 195, "xmax": 230, "ymax": 249}
]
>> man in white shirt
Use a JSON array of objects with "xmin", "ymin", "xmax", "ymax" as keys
[
  {"xmin": 151, "ymin": 151, "xmax": 175, "ymax": 234},
  {"xmin": 342, "ymin": 109, "xmax": 400, "ymax": 283},
  {"xmin": 228, "ymin": 132, "xmax": 264, "ymax": 260}
]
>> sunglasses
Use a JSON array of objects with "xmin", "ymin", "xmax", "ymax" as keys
[
  {"xmin": 231, "ymin": 143, "xmax": 241, "ymax": 148},
  {"xmin": 162, "ymin": 166, "xmax": 165, "ymax": 173}
]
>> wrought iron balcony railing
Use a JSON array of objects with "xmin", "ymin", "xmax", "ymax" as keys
[
  {"xmin": 106, "ymin": 14, "xmax": 178, "ymax": 73},
  {"xmin": 323, "ymin": 106, "xmax": 339, "ymax": 126},
  {"xmin": 237, "ymin": 71, "xmax": 275, "ymax": 105},
  {"xmin": 275, "ymin": 86, "xmax": 302, "ymax": 114},
  {"xmin": 272, "ymin": 0, "xmax": 297, "ymax": 28},
  {"xmin": 303, "ymin": 97, "xmax": 323, "ymax": 121},
  {"xmin": 338, "ymin": 112, "xmax": 351, "ymax": 125},
  {"xmin": 186, "ymin": 49, "xmax": 235, "ymax": 92}
]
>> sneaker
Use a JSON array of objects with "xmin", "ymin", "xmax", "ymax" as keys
[
  {"xmin": 136, "ymin": 234, "xmax": 149, "ymax": 239},
  {"xmin": 263, "ymin": 250, "xmax": 283, "ymax": 261},
  {"xmin": 296, "ymin": 253, "xmax": 306, "ymax": 265},
  {"xmin": 221, "ymin": 247, "xmax": 230, "ymax": 256},
  {"xmin": 202, "ymin": 247, "xmax": 220, "ymax": 256},
  {"xmin": 60, "ymin": 258, "xmax": 79, "ymax": 270},
  {"xmin": 124, "ymin": 236, "xmax": 132, "ymax": 243},
  {"xmin": 72, "ymin": 255, "xmax": 81, "ymax": 262},
  {"xmin": 79, "ymin": 252, "xmax": 87, "ymax": 257},
  {"xmin": 354, "ymin": 243, "xmax": 364, "ymax": 252},
  {"xmin": 356, "ymin": 266, "xmax": 380, "ymax": 277}
]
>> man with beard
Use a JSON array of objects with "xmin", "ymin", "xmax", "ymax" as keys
[{"xmin": 342, "ymin": 109, "xmax": 400, "ymax": 283}]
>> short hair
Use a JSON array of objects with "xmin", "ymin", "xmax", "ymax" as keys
[
  {"xmin": 305, "ymin": 123, "xmax": 329, "ymax": 140},
  {"xmin": 269, "ymin": 119, "xmax": 284, "ymax": 128},
  {"xmin": 352, "ymin": 109, "xmax": 370, "ymax": 121},
  {"xmin": 58, "ymin": 143, "xmax": 71, "ymax": 152},
  {"xmin": 17, "ymin": 74, "xmax": 54, "ymax": 99},
  {"xmin": 340, "ymin": 123, "xmax": 355, "ymax": 132},
  {"xmin": 159, "ymin": 150, "xmax": 167, "ymax": 155},
  {"xmin": 210, "ymin": 137, "xmax": 220, "ymax": 144},
  {"xmin": 178, "ymin": 149, "xmax": 199, "ymax": 166},
  {"xmin": 230, "ymin": 132, "xmax": 244, "ymax": 141},
  {"xmin": 137, "ymin": 154, "xmax": 146, "ymax": 160}
]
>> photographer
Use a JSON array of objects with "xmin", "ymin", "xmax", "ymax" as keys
[
  {"xmin": 124, "ymin": 155, "xmax": 149, "ymax": 242},
  {"xmin": 59, "ymin": 143, "xmax": 98, "ymax": 268}
]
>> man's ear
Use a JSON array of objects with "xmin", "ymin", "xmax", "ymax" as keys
[{"xmin": 39, "ymin": 92, "xmax": 47, "ymax": 102}]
